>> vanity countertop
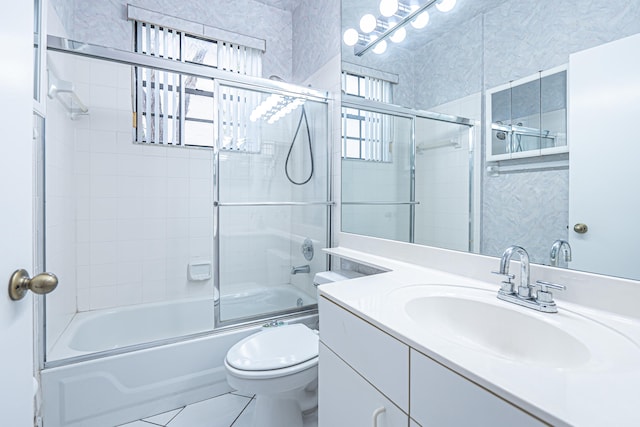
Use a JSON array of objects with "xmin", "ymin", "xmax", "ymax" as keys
[{"xmin": 319, "ymin": 247, "xmax": 640, "ymax": 427}]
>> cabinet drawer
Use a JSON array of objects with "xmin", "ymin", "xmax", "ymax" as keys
[
  {"xmin": 319, "ymin": 343, "xmax": 409, "ymax": 427},
  {"xmin": 410, "ymin": 349, "xmax": 546, "ymax": 427},
  {"xmin": 319, "ymin": 296, "xmax": 409, "ymax": 411}
]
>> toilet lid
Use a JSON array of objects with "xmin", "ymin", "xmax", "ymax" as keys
[{"xmin": 226, "ymin": 324, "xmax": 319, "ymax": 371}]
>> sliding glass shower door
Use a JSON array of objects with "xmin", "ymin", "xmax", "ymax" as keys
[
  {"xmin": 341, "ymin": 106, "xmax": 414, "ymax": 242},
  {"xmin": 214, "ymin": 82, "xmax": 330, "ymax": 326},
  {"xmin": 42, "ymin": 41, "xmax": 331, "ymax": 366}
]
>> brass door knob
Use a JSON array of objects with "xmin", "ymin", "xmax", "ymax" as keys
[
  {"xmin": 8, "ymin": 269, "xmax": 58, "ymax": 301},
  {"xmin": 573, "ymin": 223, "xmax": 588, "ymax": 234}
]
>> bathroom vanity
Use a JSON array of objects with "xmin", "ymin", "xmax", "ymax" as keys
[{"xmin": 317, "ymin": 244, "xmax": 640, "ymax": 427}]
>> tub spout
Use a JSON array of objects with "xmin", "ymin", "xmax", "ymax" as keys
[{"xmin": 291, "ymin": 265, "xmax": 310, "ymax": 275}]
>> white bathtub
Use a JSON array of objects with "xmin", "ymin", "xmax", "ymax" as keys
[
  {"xmin": 48, "ymin": 284, "xmax": 315, "ymax": 360},
  {"xmin": 41, "ymin": 285, "xmax": 317, "ymax": 427}
]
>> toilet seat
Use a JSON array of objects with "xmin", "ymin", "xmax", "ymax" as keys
[{"xmin": 226, "ymin": 324, "xmax": 318, "ymax": 376}]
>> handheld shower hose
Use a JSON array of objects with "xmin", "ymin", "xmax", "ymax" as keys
[{"xmin": 285, "ymin": 105, "xmax": 314, "ymax": 185}]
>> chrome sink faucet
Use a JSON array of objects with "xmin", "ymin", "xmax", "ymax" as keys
[
  {"xmin": 493, "ymin": 245, "xmax": 565, "ymax": 313},
  {"xmin": 550, "ymin": 239, "xmax": 572, "ymax": 267},
  {"xmin": 494, "ymin": 245, "xmax": 531, "ymax": 298}
]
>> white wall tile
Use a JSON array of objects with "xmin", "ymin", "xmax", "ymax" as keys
[{"xmin": 90, "ymin": 285, "xmax": 120, "ymax": 310}]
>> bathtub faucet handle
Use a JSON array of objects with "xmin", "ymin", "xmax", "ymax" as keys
[{"xmin": 291, "ymin": 265, "xmax": 311, "ymax": 275}]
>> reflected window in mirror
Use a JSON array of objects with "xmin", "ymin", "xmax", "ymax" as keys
[{"xmin": 341, "ymin": 72, "xmax": 395, "ymax": 162}]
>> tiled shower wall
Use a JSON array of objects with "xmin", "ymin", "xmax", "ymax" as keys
[{"xmin": 46, "ymin": 53, "xmax": 215, "ymax": 315}]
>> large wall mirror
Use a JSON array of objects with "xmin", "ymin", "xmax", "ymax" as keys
[{"xmin": 341, "ymin": 0, "xmax": 640, "ymax": 281}]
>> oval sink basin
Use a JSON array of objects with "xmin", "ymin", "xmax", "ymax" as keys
[
  {"xmin": 405, "ymin": 294, "xmax": 590, "ymax": 368},
  {"xmin": 386, "ymin": 285, "xmax": 639, "ymax": 369}
]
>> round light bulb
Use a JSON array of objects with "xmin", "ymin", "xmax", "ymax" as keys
[
  {"xmin": 372, "ymin": 39, "xmax": 387, "ymax": 54},
  {"xmin": 411, "ymin": 11, "xmax": 430, "ymax": 29},
  {"xmin": 435, "ymin": 0, "xmax": 457, "ymax": 13},
  {"xmin": 359, "ymin": 14, "xmax": 377, "ymax": 33},
  {"xmin": 343, "ymin": 28, "xmax": 359, "ymax": 46},
  {"xmin": 379, "ymin": 0, "xmax": 398, "ymax": 17},
  {"xmin": 389, "ymin": 26, "xmax": 406, "ymax": 43}
]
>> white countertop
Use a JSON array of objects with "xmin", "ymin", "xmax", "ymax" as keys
[{"xmin": 319, "ymin": 247, "xmax": 640, "ymax": 427}]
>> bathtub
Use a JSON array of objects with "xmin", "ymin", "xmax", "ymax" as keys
[{"xmin": 41, "ymin": 285, "xmax": 317, "ymax": 427}]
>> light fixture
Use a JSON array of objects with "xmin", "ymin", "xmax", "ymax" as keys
[
  {"xmin": 346, "ymin": 0, "xmax": 461, "ymax": 56},
  {"xmin": 359, "ymin": 14, "xmax": 377, "ymax": 33},
  {"xmin": 435, "ymin": 0, "xmax": 457, "ymax": 13},
  {"xmin": 343, "ymin": 28, "xmax": 359, "ymax": 46},
  {"xmin": 389, "ymin": 27, "xmax": 406, "ymax": 43},
  {"xmin": 251, "ymin": 95, "xmax": 305, "ymax": 124},
  {"xmin": 372, "ymin": 38, "xmax": 387, "ymax": 54},
  {"xmin": 379, "ymin": 0, "xmax": 399, "ymax": 17},
  {"xmin": 411, "ymin": 11, "xmax": 430, "ymax": 29}
]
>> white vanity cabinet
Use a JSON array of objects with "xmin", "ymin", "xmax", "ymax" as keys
[
  {"xmin": 319, "ymin": 343, "xmax": 409, "ymax": 426},
  {"xmin": 410, "ymin": 349, "xmax": 546, "ymax": 427},
  {"xmin": 319, "ymin": 296, "xmax": 409, "ymax": 426},
  {"xmin": 319, "ymin": 296, "xmax": 546, "ymax": 427}
]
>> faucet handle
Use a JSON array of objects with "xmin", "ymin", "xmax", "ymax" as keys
[
  {"xmin": 492, "ymin": 271, "xmax": 515, "ymax": 293},
  {"xmin": 491, "ymin": 271, "xmax": 515, "ymax": 280},
  {"xmin": 533, "ymin": 280, "xmax": 566, "ymax": 303}
]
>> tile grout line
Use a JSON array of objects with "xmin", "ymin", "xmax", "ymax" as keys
[
  {"xmin": 163, "ymin": 406, "xmax": 185, "ymax": 426},
  {"xmin": 229, "ymin": 395, "xmax": 256, "ymax": 427}
]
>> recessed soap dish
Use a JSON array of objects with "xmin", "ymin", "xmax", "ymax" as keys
[{"xmin": 188, "ymin": 261, "xmax": 212, "ymax": 281}]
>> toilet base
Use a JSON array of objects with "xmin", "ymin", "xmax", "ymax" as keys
[{"xmin": 252, "ymin": 395, "xmax": 303, "ymax": 427}]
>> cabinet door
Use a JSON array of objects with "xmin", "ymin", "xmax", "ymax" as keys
[
  {"xmin": 319, "ymin": 297, "xmax": 409, "ymax": 411},
  {"xmin": 319, "ymin": 343, "xmax": 408, "ymax": 427},
  {"xmin": 410, "ymin": 350, "xmax": 545, "ymax": 427}
]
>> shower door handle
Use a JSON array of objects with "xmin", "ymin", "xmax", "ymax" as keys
[{"xmin": 8, "ymin": 269, "xmax": 58, "ymax": 300}]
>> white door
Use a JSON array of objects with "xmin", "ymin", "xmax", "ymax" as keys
[
  {"xmin": 0, "ymin": 0, "xmax": 37, "ymax": 425},
  {"xmin": 568, "ymin": 33, "xmax": 640, "ymax": 279}
]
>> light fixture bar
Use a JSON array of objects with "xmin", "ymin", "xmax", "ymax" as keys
[{"xmin": 354, "ymin": 0, "xmax": 438, "ymax": 57}]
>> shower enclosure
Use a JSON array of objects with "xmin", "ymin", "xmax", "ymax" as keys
[
  {"xmin": 341, "ymin": 95, "xmax": 476, "ymax": 251},
  {"xmin": 39, "ymin": 36, "xmax": 331, "ymax": 426}
]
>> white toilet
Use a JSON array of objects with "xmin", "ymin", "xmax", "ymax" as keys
[{"xmin": 224, "ymin": 270, "xmax": 363, "ymax": 427}]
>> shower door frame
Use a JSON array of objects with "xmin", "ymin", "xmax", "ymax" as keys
[
  {"xmin": 212, "ymin": 79, "xmax": 334, "ymax": 328},
  {"xmin": 40, "ymin": 36, "xmax": 334, "ymax": 370},
  {"xmin": 340, "ymin": 95, "xmax": 478, "ymax": 245}
]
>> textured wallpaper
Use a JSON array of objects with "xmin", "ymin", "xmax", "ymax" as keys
[
  {"xmin": 50, "ymin": 0, "xmax": 295, "ymax": 82},
  {"xmin": 292, "ymin": 0, "xmax": 340, "ymax": 83}
]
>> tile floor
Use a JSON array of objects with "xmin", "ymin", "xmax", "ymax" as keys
[{"xmin": 119, "ymin": 391, "xmax": 318, "ymax": 427}]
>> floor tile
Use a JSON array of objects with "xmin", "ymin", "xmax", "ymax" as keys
[
  {"xmin": 118, "ymin": 421, "xmax": 157, "ymax": 427},
  {"xmin": 231, "ymin": 400, "xmax": 318, "ymax": 427},
  {"xmin": 143, "ymin": 407, "xmax": 183, "ymax": 425},
  {"xmin": 230, "ymin": 390, "xmax": 255, "ymax": 399},
  {"xmin": 230, "ymin": 398, "xmax": 255, "ymax": 427},
  {"xmin": 167, "ymin": 394, "xmax": 252, "ymax": 427}
]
